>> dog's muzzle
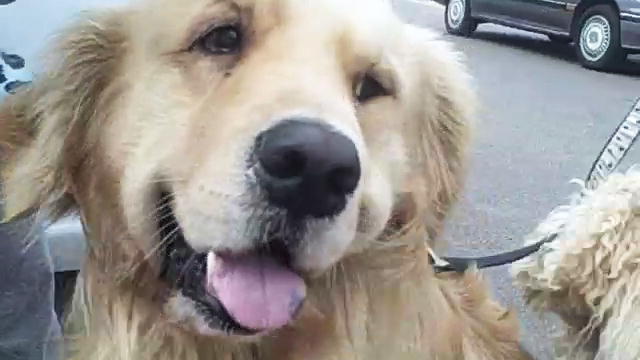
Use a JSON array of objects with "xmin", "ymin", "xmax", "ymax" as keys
[
  {"xmin": 157, "ymin": 119, "xmax": 361, "ymax": 336},
  {"xmin": 254, "ymin": 118, "xmax": 361, "ymax": 219}
]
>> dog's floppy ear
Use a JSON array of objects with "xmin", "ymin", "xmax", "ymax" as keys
[
  {"xmin": 0, "ymin": 10, "xmax": 128, "ymax": 222},
  {"xmin": 396, "ymin": 25, "xmax": 476, "ymax": 242}
]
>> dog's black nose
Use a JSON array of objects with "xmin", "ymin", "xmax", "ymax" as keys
[{"xmin": 254, "ymin": 119, "xmax": 361, "ymax": 218}]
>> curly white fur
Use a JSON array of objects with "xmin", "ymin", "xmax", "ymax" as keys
[{"xmin": 512, "ymin": 166, "xmax": 640, "ymax": 360}]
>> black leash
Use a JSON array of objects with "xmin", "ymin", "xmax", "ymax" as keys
[
  {"xmin": 432, "ymin": 234, "xmax": 557, "ymax": 274},
  {"xmin": 432, "ymin": 97, "xmax": 640, "ymax": 274}
]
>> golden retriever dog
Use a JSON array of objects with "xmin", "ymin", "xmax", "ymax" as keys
[
  {"xmin": 1, "ymin": 0, "xmax": 532, "ymax": 359},
  {"xmin": 512, "ymin": 167, "xmax": 640, "ymax": 360}
]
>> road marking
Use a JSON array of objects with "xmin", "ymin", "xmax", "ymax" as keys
[{"xmin": 402, "ymin": 0, "xmax": 444, "ymax": 9}]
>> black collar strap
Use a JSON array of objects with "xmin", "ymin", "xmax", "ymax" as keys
[{"xmin": 431, "ymin": 97, "xmax": 640, "ymax": 274}]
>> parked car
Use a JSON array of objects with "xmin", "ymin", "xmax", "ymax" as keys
[{"xmin": 434, "ymin": 0, "xmax": 640, "ymax": 71}]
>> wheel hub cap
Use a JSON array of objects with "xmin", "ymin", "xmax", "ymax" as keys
[
  {"xmin": 448, "ymin": 0, "xmax": 465, "ymax": 28},
  {"xmin": 580, "ymin": 15, "xmax": 611, "ymax": 62}
]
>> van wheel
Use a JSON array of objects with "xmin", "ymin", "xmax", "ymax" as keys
[
  {"xmin": 575, "ymin": 4, "xmax": 626, "ymax": 71},
  {"xmin": 445, "ymin": 0, "xmax": 477, "ymax": 36}
]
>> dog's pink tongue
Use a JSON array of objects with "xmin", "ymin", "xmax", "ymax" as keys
[{"xmin": 206, "ymin": 252, "xmax": 306, "ymax": 331}]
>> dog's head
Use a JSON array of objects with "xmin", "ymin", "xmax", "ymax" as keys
[{"xmin": 1, "ymin": 0, "xmax": 474, "ymax": 340}]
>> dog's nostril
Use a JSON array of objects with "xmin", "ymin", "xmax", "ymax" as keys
[
  {"xmin": 254, "ymin": 119, "xmax": 361, "ymax": 218},
  {"xmin": 262, "ymin": 148, "xmax": 307, "ymax": 179},
  {"xmin": 328, "ymin": 167, "xmax": 359, "ymax": 195}
]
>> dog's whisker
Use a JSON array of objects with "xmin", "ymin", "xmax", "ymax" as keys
[
  {"xmin": 119, "ymin": 196, "xmax": 175, "ymax": 230},
  {"xmin": 116, "ymin": 222, "xmax": 180, "ymax": 281},
  {"xmin": 147, "ymin": 220, "xmax": 179, "ymax": 250},
  {"xmin": 146, "ymin": 178, "xmax": 186, "ymax": 185},
  {"xmin": 147, "ymin": 225, "xmax": 180, "ymax": 259}
]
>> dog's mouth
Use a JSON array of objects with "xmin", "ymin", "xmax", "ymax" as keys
[{"xmin": 157, "ymin": 192, "xmax": 307, "ymax": 336}]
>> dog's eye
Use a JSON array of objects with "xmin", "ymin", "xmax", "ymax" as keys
[
  {"xmin": 355, "ymin": 74, "xmax": 388, "ymax": 103},
  {"xmin": 196, "ymin": 25, "xmax": 242, "ymax": 55}
]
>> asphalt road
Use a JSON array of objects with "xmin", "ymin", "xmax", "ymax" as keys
[{"xmin": 392, "ymin": 1, "xmax": 640, "ymax": 358}]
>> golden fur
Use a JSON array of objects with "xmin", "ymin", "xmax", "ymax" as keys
[
  {"xmin": 1, "ymin": 0, "xmax": 530, "ymax": 359},
  {"xmin": 512, "ymin": 167, "xmax": 640, "ymax": 360}
]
